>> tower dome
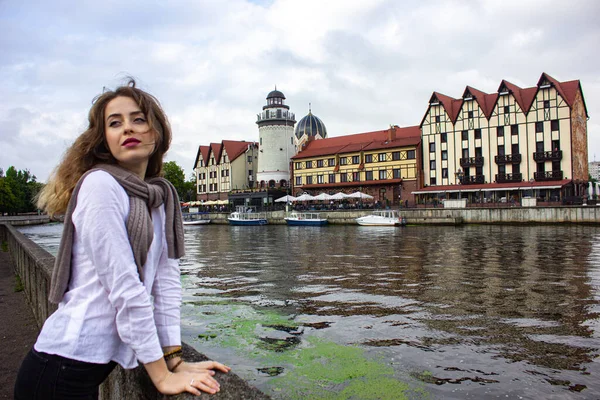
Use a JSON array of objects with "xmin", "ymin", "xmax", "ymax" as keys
[{"xmin": 294, "ymin": 108, "xmax": 327, "ymax": 140}]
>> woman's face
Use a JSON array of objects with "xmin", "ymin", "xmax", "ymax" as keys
[{"xmin": 104, "ymin": 96, "xmax": 157, "ymax": 178}]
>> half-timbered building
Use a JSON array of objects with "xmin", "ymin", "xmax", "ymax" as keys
[{"xmin": 415, "ymin": 72, "xmax": 588, "ymax": 204}]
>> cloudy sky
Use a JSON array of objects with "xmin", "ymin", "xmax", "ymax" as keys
[{"xmin": 1, "ymin": 0, "xmax": 598, "ymax": 182}]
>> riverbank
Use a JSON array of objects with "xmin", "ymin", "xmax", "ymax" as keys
[{"xmin": 202, "ymin": 205, "xmax": 600, "ymax": 225}]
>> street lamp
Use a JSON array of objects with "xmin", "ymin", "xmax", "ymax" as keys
[{"xmin": 455, "ymin": 168, "xmax": 464, "ymax": 199}]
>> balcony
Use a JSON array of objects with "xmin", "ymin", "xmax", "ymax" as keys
[
  {"xmin": 460, "ymin": 175, "xmax": 485, "ymax": 185},
  {"xmin": 495, "ymin": 173, "xmax": 522, "ymax": 183},
  {"xmin": 534, "ymin": 170, "xmax": 563, "ymax": 181},
  {"xmin": 495, "ymin": 154, "xmax": 522, "ymax": 165},
  {"xmin": 533, "ymin": 150, "xmax": 562, "ymax": 162},
  {"xmin": 460, "ymin": 156, "xmax": 484, "ymax": 168}
]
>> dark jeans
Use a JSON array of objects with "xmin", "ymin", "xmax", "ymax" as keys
[{"xmin": 14, "ymin": 347, "xmax": 116, "ymax": 400}]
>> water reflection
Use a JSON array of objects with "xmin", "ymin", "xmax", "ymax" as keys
[{"xmin": 19, "ymin": 223, "xmax": 600, "ymax": 398}]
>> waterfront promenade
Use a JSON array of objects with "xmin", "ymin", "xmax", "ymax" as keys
[{"xmin": 0, "ymin": 248, "xmax": 39, "ymax": 399}]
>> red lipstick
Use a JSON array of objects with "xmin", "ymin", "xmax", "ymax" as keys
[{"xmin": 122, "ymin": 138, "xmax": 141, "ymax": 147}]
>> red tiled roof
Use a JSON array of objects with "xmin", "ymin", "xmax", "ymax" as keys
[
  {"xmin": 291, "ymin": 126, "xmax": 421, "ymax": 159},
  {"xmin": 422, "ymin": 73, "xmax": 585, "ymax": 124},
  {"xmin": 210, "ymin": 143, "xmax": 223, "ymax": 163},
  {"xmin": 193, "ymin": 145, "xmax": 210, "ymax": 169},
  {"xmin": 413, "ymin": 179, "xmax": 572, "ymax": 193},
  {"xmin": 222, "ymin": 140, "xmax": 255, "ymax": 162}
]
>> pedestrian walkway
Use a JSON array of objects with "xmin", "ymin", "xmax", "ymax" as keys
[{"xmin": 0, "ymin": 248, "xmax": 39, "ymax": 399}]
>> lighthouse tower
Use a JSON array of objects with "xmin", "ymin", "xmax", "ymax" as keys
[{"xmin": 256, "ymin": 88, "xmax": 296, "ymax": 188}]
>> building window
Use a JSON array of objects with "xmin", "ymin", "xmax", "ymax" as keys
[
  {"xmin": 475, "ymin": 147, "xmax": 482, "ymax": 157},
  {"xmin": 511, "ymin": 125, "xmax": 519, "ymax": 135},
  {"xmin": 512, "ymin": 143, "xmax": 519, "ymax": 155},
  {"xmin": 536, "ymin": 141, "xmax": 544, "ymax": 153},
  {"xmin": 295, "ymin": 162, "xmax": 302, "ymax": 170},
  {"xmin": 429, "ymin": 143, "xmax": 435, "ymax": 152},
  {"xmin": 392, "ymin": 152, "xmax": 400, "ymax": 161},
  {"xmin": 498, "ymin": 165, "xmax": 506, "ymax": 174},
  {"xmin": 435, "ymin": 116, "xmax": 440, "ymax": 122},
  {"xmin": 328, "ymin": 174, "xmax": 336, "ymax": 183},
  {"xmin": 352, "ymin": 155, "xmax": 360, "ymax": 164},
  {"xmin": 365, "ymin": 154, "xmax": 373, "ymax": 163},
  {"xmin": 328, "ymin": 158, "xmax": 335, "ymax": 166},
  {"xmin": 497, "ymin": 144, "xmax": 505, "ymax": 156},
  {"xmin": 441, "ymin": 132, "xmax": 447, "ymax": 143},
  {"xmin": 461, "ymin": 130, "xmax": 468, "ymax": 140},
  {"xmin": 248, "ymin": 170, "xmax": 253, "ymax": 176},
  {"xmin": 535, "ymin": 122, "xmax": 543, "ymax": 133},
  {"xmin": 365, "ymin": 171, "xmax": 373, "ymax": 180},
  {"xmin": 504, "ymin": 106, "xmax": 510, "ymax": 114},
  {"xmin": 407, "ymin": 150, "xmax": 416, "ymax": 159},
  {"xmin": 379, "ymin": 170, "xmax": 387, "ymax": 180},
  {"xmin": 317, "ymin": 175, "xmax": 324, "ymax": 184},
  {"xmin": 295, "ymin": 176, "xmax": 302, "ymax": 185},
  {"xmin": 393, "ymin": 169, "xmax": 401, "ymax": 179},
  {"xmin": 317, "ymin": 159, "xmax": 324, "ymax": 168},
  {"xmin": 462, "ymin": 148, "xmax": 469, "ymax": 159},
  {"xmin": 340, "ymin": 173, "xmax": 348, "ymax": 182},
  {"xmin": 441, "ymin": 150, "xmax": 448, "ymax": 160},
  {"xmin": 430, "ymin": 160, "xmax": 436, "ymax": 170},
  {"xmin": 551, "ymin": 120, "xmax": 559, "ymax": 131},
  {"xmin": 474, "ymin": 129, "xmax": 481, "ymax": 140},
  {"xmin": 430, "ymin": 177, "xmax": 437, "ymax": 185},
  {"xmin": 306, "ymin": 176, "xmax": 313, "ymax": 184},
  {"xmin": 340, "ymin": 157, "xmax": 347, "ymax": 165},
  {"xmin": 468, "ymin": 111, "xmax": 473, "ymax": 118},
  {"xmin": 260, "ymin": 138, "xmax": 262, "ymax": 145},
  {"xmin": 497, "ymin": 126, "xmax": 504, "ymax": 137},
  {"xmin": 247, "ymin": 155, "xmax": 252, "ymax": 162},
  {"xmin": 378, "ymin": 153, "xmax": 386, "ymax": 162},
  {"xmin": 442, "ymin": 168, "xmax": 448, "ymax": 178},
  {"xmin": 306, "ymin": 161, "xmax": 312, "ymax": 168},
  {"xmin": 544, "ymin": 100, "xmax": 550, "ymax": 109},
  {"xmin": 352, "ymin": 172, "xmax": 360, "ymax": 181}
]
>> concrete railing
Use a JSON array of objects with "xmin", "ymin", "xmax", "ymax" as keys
[
  {"xmin": 0, "ymin": 224, "xmax": 270, "ymax": 400},
  {"xmin": 205, "ymin": 206, "xmax": 600, "ymax": 225}
]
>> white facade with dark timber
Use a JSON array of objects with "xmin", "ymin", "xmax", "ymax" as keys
[
  {"xmin": 417, "ymin": 72, "xmax": 589, "ymax": 203},
  {"xmin": 256, "ymin": 88, "xmax": 297, "ymax": 188}
]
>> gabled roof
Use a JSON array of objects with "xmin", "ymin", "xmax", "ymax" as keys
[
  {"xmin": 193, "ymin": 145, "xmax": 210, "ymax": 170},
  {"xmin": 210, "ymin": 143, "xmax": 223, "ymax": 163},
  {"xmin": 463, "ymin": 86, "xmax": 498, "ymax": 118},
  {"xmin": 291, "ymin": 126, "xmax": 421, "ymax": 160},
  {"xmin": 222, "ymin": 140, "xmax": 255, "ymax": 162}
]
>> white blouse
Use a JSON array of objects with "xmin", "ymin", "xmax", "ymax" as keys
[{"xmin": 35, "ymin": 170, "xmax": 182, "ymax": 368}]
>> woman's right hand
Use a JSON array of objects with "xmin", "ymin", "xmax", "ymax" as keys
[{"xmin": 158, "ymin": 370, "xmax": 221, "ymax": 395}]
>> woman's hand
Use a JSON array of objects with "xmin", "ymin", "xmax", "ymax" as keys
[
  {"xmin": 157, "ymin": 370, "xmax": 221, "ymax": 396},
  {"xmin": 174, "ymin": 360, "xmax": 231, "ymax": 375}
]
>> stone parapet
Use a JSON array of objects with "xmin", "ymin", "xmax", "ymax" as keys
[{"xmin": 0, "ymin": 224, "xmax": 270, "ymax": 400}]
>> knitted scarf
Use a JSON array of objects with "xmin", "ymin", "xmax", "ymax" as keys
[{"xmin": 48, "ymin": 163, "xmax": 185, "ymax": 304}]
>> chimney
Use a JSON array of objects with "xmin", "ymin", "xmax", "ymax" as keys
[{"xmin": 387, "ymin": 124, "xmax": 397, "ymax": 141}]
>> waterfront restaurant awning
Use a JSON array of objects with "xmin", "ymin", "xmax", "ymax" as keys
[{"xmin": 412, "ymin": 179, "xmax": 571, "ymax": 195}]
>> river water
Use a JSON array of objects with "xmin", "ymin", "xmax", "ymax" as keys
[{"xmin": 18, "ymin": 223, "xmax": 600, "ymax": 399}]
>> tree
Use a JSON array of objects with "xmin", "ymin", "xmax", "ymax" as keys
[
  {"xmin": 162, "ymin": 161, "xmax": 186, "ymax": 200},
  {"xmin": 1, "ymin": 166, "xmax": 41, "ymax": 214}
]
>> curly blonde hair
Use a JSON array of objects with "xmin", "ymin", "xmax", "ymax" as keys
[{"xmin": 37, "ymin": 79, "xmax": 172, "ymax": 216}]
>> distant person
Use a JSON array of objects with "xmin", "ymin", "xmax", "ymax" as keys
[{"xmin": 14, "ymin": 79, "xmax": 229, "ymax": 399}]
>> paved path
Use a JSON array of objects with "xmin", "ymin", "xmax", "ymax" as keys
[{"xmin": 0, "ymin": 249, "xmax": 39, "ymax": 399}]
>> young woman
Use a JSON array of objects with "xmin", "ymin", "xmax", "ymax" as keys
[{"xmin": 14, "ymin": 80, "xmax": 230, "ymax": 399}]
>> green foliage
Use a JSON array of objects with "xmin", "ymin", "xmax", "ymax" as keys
[
  {"xmin": 163, "ymin": 161, "xmax": 197, "ymax": 201},
  {"xmin": 1, "ymin": 241, "xmax": 8, "ymax": 252},
  {"xmin": 0, "ymin": 166, "xmax": 42, "ymax": 215},
  {"xmin": 14, "ymin": 275, "xmax": 24, "ymax": 292},
  {"xmin": 589, "ymin": 173, "xmax": 598, "ymax": 184}
]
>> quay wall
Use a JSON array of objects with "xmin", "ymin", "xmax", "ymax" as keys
[
  {"xmin": 206, "ymin": 205, "xmax": 600, "ymax": 225},
  {"xmin": 0, "ymin": 215, "xmax": 50, "ymax": 226},
  {"xmin": 0, "ymin": 224, "xmax": 270, "ymax": 400}
]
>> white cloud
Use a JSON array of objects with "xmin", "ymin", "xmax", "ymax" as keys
[{"xmin": 0, "ymin": 0, "xmax": 598, "ymax": 181}]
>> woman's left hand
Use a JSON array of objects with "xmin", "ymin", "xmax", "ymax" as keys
[{"xmin": 174, "ymin": 360, "xmax": 231, "ymax": 374}]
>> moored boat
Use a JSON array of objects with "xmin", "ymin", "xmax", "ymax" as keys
[
  {"xmin": 355, "ymin": 210, "xmax": 406, "ymax": 226},
  {"xmin": 182, "ymin": 212, "xmax": 211, "ymax": 225},
  {"xmin": 228, "ymin": 206, "xmax": 268, "ymax": 226},
  {"xmin": 284, "ymin": 212, "xmax": 328, "ymax": 226}
]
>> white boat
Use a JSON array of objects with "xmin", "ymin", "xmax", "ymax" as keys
[
  {"xmin": 284, "ymin": 212, "xmax": 328, "ymax": 226},
  {"xmin": 182, "ymin": 212, "xmax": 211, "ymax": 225},
  {"xmin": 228, "ymin": 206, "xmax": 268, "ymax": 226},
  {"xmin": 355, "ymin": 210, "xmax": 406, "ymax": 226}
]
